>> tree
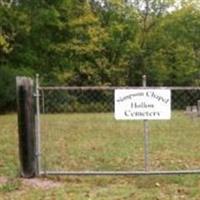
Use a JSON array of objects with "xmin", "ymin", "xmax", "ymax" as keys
[
  {"xmin": 83, "ymin": 0, "xmax": 140, "ymax": 85},
  {"xmin": 1, "ymin": 0, "xmax": 200, "ymax": 112},
  {"xmin": 144, "ymin": 4, "xmax": 200, "ymax": 86}
]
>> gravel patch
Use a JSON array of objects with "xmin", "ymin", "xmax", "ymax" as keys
[{"xmin": 21, "ymin": 178, "xmax": 62, "ymax": 190}]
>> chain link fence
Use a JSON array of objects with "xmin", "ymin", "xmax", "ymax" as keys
[{"xmin": 38, "ymin": 86, "xmax": 200, "ymax": 174}]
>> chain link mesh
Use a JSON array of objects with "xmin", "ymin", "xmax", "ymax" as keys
[{"xmin": 39, "ymin": 88, "xmax": 200, "ymax": 172}]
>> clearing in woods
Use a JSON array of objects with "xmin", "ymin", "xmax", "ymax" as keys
[{"xmin": 1, "ymin": 113, "xmax": 200, "ymax": 199}]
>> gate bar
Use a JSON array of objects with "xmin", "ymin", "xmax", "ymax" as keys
[
  {"xmin": 143, "ymin": 75, "xmax": 149, "ymax": 171},
  {"xmin": 39, "ymin": 86, "xmax": 200, "ymax": 91},
  {"xmin": 40, "ymin": 170, "xmax": 200, "ymax": 176},
  {"xmin": 35, "ymin": 74, "xmax": 41, "ymax": 176}
]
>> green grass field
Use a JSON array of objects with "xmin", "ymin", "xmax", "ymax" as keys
[
  {"xmin": 1, "ymin": 113, "xmax": 200, "ymax": 199},
  {"xmin": 41, "ymin": 112, "xmax": 200, "ymax": 171}
]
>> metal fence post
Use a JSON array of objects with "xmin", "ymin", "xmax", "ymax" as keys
[
  {"xmin": 143, "ymin": 75, "xmax": 149, "ymax": 171},
  {"xmin": 16, "ymin": 76, "xmax": 36, "ymax": 178},
  {"xmin": 35, "ymin": 74, "xmax": 41, "ymax": 176}
]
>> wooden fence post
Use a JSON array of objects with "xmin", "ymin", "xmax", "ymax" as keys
[{"xmin": 16, "ymin": 77, "xmax": 36, "ymax": 178}]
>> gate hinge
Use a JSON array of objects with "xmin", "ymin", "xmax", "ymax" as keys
[{"xmin": 33, "ymin": 93, "xmax": 40, "ymax": 97}]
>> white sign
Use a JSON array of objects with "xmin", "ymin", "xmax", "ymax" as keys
[{"xmin": 115, "ymin": 89, "xmax": 171, "ymax": 120}]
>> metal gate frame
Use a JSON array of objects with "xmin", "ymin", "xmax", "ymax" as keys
[{"xmin": 35, "ymin": 74, "xmax": 200, "ymax": 176}]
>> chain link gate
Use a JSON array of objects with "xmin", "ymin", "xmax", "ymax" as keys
[{"xmin": 35, "ymin": 75, "xmax": 200, "ymax": 176}]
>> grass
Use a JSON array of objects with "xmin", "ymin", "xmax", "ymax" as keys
[
  {"xmin": 41, "ymin": 111, "xmax": 200, "ymax": 171},
  {"xmin": 1, "ymin": 113, "xmax": 200, "ymax": 199}
]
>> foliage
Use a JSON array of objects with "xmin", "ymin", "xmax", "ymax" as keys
[
  {"xmin": 0, "ymin": 66, "xmax": 16, "ymax": 113},
  {"xmin": 1, "ymin": 0, "xmax": 200, "ymax": 111}
]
